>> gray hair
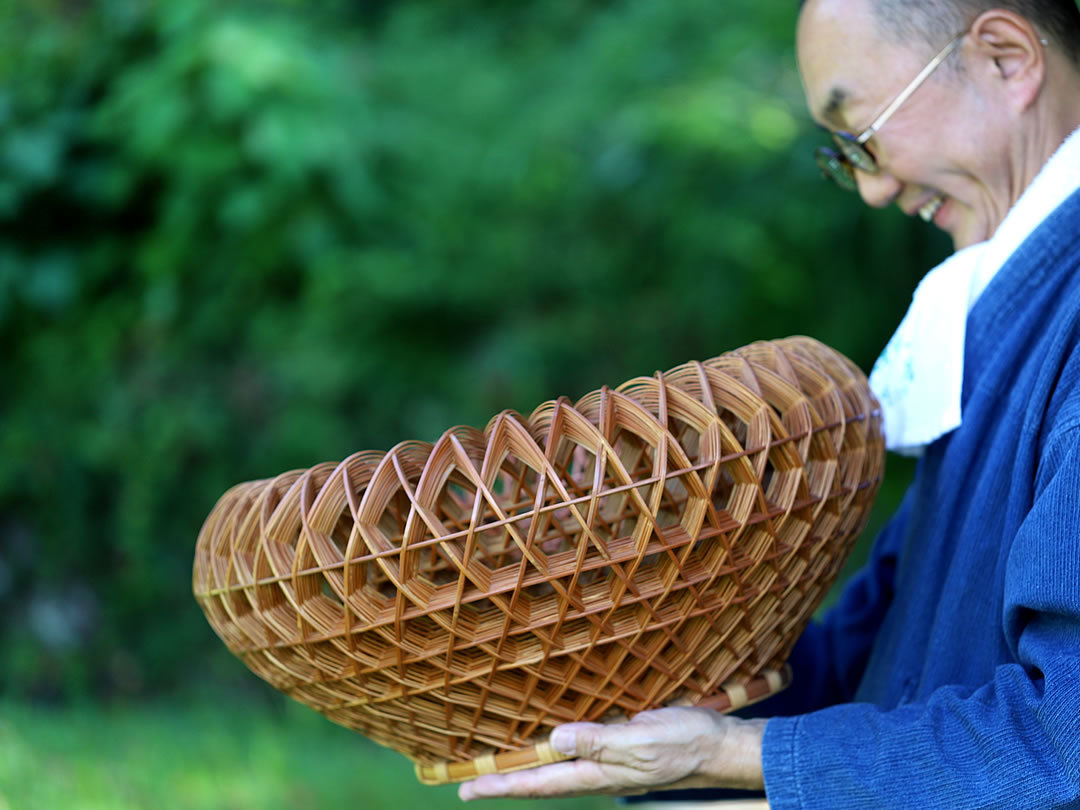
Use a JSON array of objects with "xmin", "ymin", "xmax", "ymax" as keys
[{"xmin": 868, "ymin": 0, "xmax": 1080, "ymax": 63}]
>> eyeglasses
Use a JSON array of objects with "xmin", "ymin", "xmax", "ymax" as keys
[{"xmin": 815, "ymin": 33, "xmax": 965, "ymax": 191}]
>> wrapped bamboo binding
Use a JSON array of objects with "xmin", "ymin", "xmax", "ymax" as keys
[{"xmin": 192, "ymin": 336, "xmax": 884, "ymax": 784}]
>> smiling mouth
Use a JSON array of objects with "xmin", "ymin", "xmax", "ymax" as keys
[{"xmin": 918, "ymin": 194, "xmax": 946, "ymax": 222}]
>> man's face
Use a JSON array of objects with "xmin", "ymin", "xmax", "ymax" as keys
[{"xmin": 797, "ymin": 0, "xmax": 1014, "ymax": 250}]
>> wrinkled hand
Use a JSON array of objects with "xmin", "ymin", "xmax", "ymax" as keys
[{"xmin": 458, "ymin": 708, "xmax": 766, "ymax": 800}]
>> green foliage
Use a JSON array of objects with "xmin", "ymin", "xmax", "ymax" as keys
[{"xmin": 1, "ymin": 0, "xmax": 945, "ymax": 696}]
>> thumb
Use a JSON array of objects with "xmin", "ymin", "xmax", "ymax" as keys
[
  {"xmin": 549, "ymin": 722, "xmax": 615, "ymax": 760},
  {"xmin": 549, "ymin": 724, "xmax": 579, "ymax": 756}
]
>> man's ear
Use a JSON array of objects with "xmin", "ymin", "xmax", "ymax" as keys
[{"xmin": 968, "ymin": 9, "xmax": 1046, "ymax": 112}]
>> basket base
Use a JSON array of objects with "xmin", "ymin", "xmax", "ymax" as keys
[{"xmin": 414, "ymin": 665, "xmax": 792, "ymax": 786}]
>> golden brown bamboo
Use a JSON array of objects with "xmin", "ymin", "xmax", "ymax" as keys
[{"xmin": 193, "ymin": 337, "xmax": 884, "ymax": 785}]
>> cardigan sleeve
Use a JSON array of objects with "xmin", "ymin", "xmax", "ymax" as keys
[
  {"xmin": 749, "ymin": 490, "xmax": 912, "ymax": 719},
  {"xmin": 761, "ymin": 426, "xmax": 1080, "ymax": 809}
]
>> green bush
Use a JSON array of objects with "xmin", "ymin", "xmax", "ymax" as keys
[{"xmin": 1, "ymin": 0, "xmax": 946, "ymax": 697}]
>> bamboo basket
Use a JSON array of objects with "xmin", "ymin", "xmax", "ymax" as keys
[{"xmin": 192, "ymin": 336, "xmax": 884, "ymax": 784}]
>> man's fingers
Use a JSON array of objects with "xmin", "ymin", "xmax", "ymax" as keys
[
  {"xmin": 457, "ymin": 710, "xmax": 764, "ymax": 799},
  {"xmin": 550, "ymin": 721, "xmax": 639, "ymax": 765},
  {"xmin": 457, "ymin": 721, "xmax": 640, "ymax": 801},
  {"xmin": 551, "ymin": 710, "xmax": 695, "ymax": 765},
  {"xmin": 457, "ymin": 758, "xmax": 625, "ymax": 800}
]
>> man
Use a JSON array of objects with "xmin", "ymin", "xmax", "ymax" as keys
[{"xmin": 460, "ymin": 0, "xmax": 1080, "ymax": 806}]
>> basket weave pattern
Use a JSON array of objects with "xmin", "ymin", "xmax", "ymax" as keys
[{"xmin": 193, "ymin": 337, "xmax": 884, "ymax": 783}]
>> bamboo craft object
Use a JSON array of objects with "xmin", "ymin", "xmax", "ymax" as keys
[{"xmin": 193, "ymin": 337, "xmax": 884, "ymax": 785}]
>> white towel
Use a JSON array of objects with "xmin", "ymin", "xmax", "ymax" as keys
[{"xmin": 869, "ymin": 125, "xmax": 1080, "ymax": 455}]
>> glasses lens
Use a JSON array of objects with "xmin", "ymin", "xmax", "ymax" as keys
[
  {"xmin": 833, "ymin": 132, "xmax": 878, "ymax": 174},
  {"xmin": 815, "ymin": 147, "xmax": 857, "ymax": 191}
]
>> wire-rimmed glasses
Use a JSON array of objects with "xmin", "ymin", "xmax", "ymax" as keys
[{"xmin": 815, "ymin": 33, "xmax": 965, "ymax": 191}]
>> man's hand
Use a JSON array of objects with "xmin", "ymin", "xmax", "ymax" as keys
[{"xmin": 457, "ymin": 708, "xmax": 767, "ymax": 800}]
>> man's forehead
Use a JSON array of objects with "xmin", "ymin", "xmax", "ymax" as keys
[{"xmin": 796, "ymin": 0, "xmax": 881, "ymax": 128}]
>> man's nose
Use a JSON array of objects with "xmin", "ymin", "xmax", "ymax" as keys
[{"xmin": 854, "ymin": 168, "xmax": 902, "ymax": 208}]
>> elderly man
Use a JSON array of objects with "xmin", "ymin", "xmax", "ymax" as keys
[{"xmin": 459, "ymin": 0, "xmax": 1080, "ymax": 806}]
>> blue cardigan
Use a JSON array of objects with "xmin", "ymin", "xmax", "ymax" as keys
[{"xmin": 761, "ymin": 187, "xmax": 1080, "ymax": 808}]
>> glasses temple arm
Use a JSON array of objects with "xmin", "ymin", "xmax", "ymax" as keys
[{"xmin": 857, "ymin": 36, "xmax": 963, "ymax": 145}]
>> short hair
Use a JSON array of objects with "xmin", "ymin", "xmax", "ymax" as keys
[{"xmin": 868, "ymin": 0, "xmax": 1080, "ymax": 63}]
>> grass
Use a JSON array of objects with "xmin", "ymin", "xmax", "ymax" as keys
[{"xmin": 0, "ymin": 695, "xmax": 612, "ymax": 810}]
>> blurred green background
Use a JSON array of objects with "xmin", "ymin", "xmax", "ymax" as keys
[{"xmin": 1, "ymin": 0, "xmax": 948, "ymax": 807}]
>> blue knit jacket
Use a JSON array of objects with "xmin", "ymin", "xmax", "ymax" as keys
[{"xmin": 761, "ymin": 187, "xmax": 1080, "ymax": 809}]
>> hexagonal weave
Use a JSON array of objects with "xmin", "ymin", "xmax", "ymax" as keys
[{"xmin": 192, "ymin": 336, "xmax": 884, "ymax": 784}]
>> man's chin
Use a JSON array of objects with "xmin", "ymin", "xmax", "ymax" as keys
[
  {"xmin": 946, "ymin": 218, "xmax": 989, "ymax": 251},
  {"xmin": 950, "ymin": 230, "xmax": 987, "ymax": 251},
  {"xmin": 946, "ymin": 206, "xmax": 993, "ymax": 250},
  {"xmin": 950, "ymin": 233, "xmax": 973, "ymax": 251}
]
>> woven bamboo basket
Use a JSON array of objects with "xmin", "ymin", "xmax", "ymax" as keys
[{"xmin": 193, "ymin": 336, "xmax": 884, "ymax": 785}]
